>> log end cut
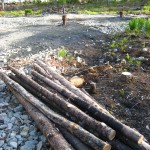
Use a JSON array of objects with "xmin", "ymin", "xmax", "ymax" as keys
[
  {"xmin": 103, "ymin": 144, "xmax": 111, "ymax": 150},
  {"xmin": 108, "ymin": 130, "xmax": 116, "ymax": 141},
  {"xmin": 138, "ymin": 135, "xmax": 144, "ymax": 145}
]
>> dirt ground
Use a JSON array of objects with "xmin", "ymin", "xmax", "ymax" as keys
[{"xmin": 0, "ymin": 14, "xmax": 150, "ymax": 144}]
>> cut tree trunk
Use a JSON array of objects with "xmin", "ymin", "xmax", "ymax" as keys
[
  {"xmin": 9, "ymin": 66, "xmax": 116, "ymax": 141},
  {"xmin": 35, "ymin": 60, "xmax": 144, "ymax": 144},
  {"xmin": 0, "ymin": 72, "xmax": 111, "ymax": 150},
  {"xmin": 5, "ymin": 84, "xmax": 74, "ymax": 150}
]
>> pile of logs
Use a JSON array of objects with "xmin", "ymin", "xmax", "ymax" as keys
[{"xmin": 0, "ymin": 60, "xmax": 150, "ymax": 150}]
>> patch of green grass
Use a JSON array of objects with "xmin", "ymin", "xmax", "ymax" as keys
[
  {"xmin": 0, "ymin": 10, "xmax": 25, "ymax": 17},
  {"xmin": 0, "ymin": 9, "xmax": 42, "ymax": 17}
]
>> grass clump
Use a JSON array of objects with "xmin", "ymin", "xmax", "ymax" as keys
[{"xmin": 128, "ymin": 18, "xmax": 150, "ymax": 34}]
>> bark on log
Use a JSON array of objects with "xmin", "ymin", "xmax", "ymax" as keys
[
  {"xmin": 9, "ymin": 74, "xmax": 64, "ymax": 114},
  {"xmin": 9, "ymin": 74, "xmax": 47, "ymax": 103},
  {"xmin": 5, "ymin": 83, "xmax": 74, "ymax": 150},
  {"xmin": 119, "ymin": 136, "xmax": 150, "ymax": 150},
  {"xmin": 109, "ymin": 139, "xmax": 133, "ymax": 150},
  {"xmin": 35, "ymin": 60, "xmax": 144, "ymax": 144},
  {"xmin": 33, "ymin": 63, "xmax": 61, "ymax": 85},
  {"xmin": 0, "ymin": 72, "xmax": 111, "ymax": 150},
  {"xmin": 9, "ymin": 66, "xmax": 116, "ymax": 141},
  {"xmin": 59, "ymin": 127, "xmax": 93, "ymax": 150}
]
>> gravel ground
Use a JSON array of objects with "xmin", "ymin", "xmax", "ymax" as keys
[
  {"xmin": 0, "ymin": 14, "xmax": 130, "ymax": 66},
  {"xmin": 0, "ymin": 14, "xmax": 134, "ymax": 150}
]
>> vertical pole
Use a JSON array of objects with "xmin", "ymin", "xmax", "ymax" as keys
[{"xmin": 2, "ymin": 0, "xmax": 5, "ymax": 11}]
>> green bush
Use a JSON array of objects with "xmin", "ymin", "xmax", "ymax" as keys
[{"xmin": 24, "ymin": 9, "xmax": 33, "ymax": 15}]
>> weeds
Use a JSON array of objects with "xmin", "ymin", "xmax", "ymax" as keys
[
  {"xmin": 57, "ymin": 47, "xmax": 68, "ymax": 57},
  {"xmin": 128, "ymin": 18, "xmax": 150, "ymax": 34}
]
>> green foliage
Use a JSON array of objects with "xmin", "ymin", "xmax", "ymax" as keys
[
  {"xmin": 125, "ymin": 53, "xmax": 141, "ymax": 66},
  {"xmin": 145, "ymin": 18, "xmax": 150, "ymax": 33},
  {"xmin": 0, "ymin": 10, "xmax": 25, "ymax": 17},
  {"xmin": 25, "ymin": 9, "xmax": 33, "ymax": 15},
  {"xmin": 57, "ymin": 47, "xmax": 68, "ymax": 57},
  {"xmin": 128, "ymin": 18, "xmax": 150, "ymax": 34},
  {"xmin": 128, "ymin": 18, "xmax": 146, "ymax": 31},
  {"xmin": 142, "ymin": 6, "xmax": 150, "ymax": 11}
]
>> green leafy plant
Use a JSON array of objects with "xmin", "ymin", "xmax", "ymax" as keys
[
  {"xmin": 25, "ymin": 9, "xmax": 33, "ymax": 16},
  {"xmin": 57, "ymin": 47, "xmax": 68, "ymax": 57},
  {"xmin": 129, "ymin": 19, "xmax": 138, "ymax": 30},
  {"xmin": 145, "ymin": 18, "xmax": 150, "ymax": 33}
]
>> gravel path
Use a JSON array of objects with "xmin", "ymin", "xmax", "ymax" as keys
[
  {"xmin": 0, "ymin": 14, "xmax": 130, "ymax": 67},
  {"xmin": 0, "ymin": 14, "xmax": 130, "ymax": 150}
]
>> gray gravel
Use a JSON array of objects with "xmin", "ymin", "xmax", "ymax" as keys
[
  {"xmin": 0, "ymin": 14, "xmax": 130, "ymax": 67},
  {"xmin": 0, "ymin": 14, "xmax": 131, "ymax": 150}
]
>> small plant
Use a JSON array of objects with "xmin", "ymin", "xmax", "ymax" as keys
[
  {"xmin": 129, "ymin": 18, "xmax": 138, "ymax": 30},
  {"xmin": 145, "ymin": 18, "xmax": 150, "ymax": 33},
  {"xmin": 25, "ymin": 9, "xmax": 33, "ymax": 16},
  {"xmin": 128, "ymin": 18, "xmax": 150, "ymax": 34},
  {"xmin": 119, "ymin": 89, "xmax": 125, "ymax": 97},
  {"xmin": 57, "ymin": 47, "xmax": 68, "ymax": 57}
]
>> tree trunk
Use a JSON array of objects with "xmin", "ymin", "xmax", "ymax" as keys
[
  {"xmin": 0, "ymin": 72, "xmax": 111, "ymax": 150},
  {"xmin": 7, "ymin": 85, "xmax": 74, "ymax": 150},
  {"xmin": 35, "ymin": 60, "xmax": 144, "ymax": 144},
  {"xmin": 8, "ymin": 66, "xmax": 116, "ymax": 141}
]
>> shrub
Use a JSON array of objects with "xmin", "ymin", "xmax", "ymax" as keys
[{"xmin": 24, "ymin": 9, "xmax": 33, "ymax": 16}]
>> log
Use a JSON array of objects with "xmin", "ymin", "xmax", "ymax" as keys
[
  {"xmin": 9, "ymin": 66, "xmax": 116, "ymax": 141},
  {"xmin": 119, "ymin": 136, "xmax": 150, "ymax": 150},
  {"xmin": 9, "ymin": 74, "xmax": 64, "ymax": 114},
  {"xmin": 9, "ymin": 74, "xmax": 48, "ymax": 103},
  {"xmin": 59, "ymin": 127, "xmax": 93, "ymax": 150},
  {"xmin": 0, "ymin": 72, "xmax": 111, "ymax": 150},
  {"xmin": 33, "ymin": 63, "xmax": 61, "ymax": 85},
  {"xmin": 35, "ymin": 60, "xmax": 144, "ymax": 144},
  {"xmin": 109, "ymin": 139, "xmax": 133, "ymax": 150},
  {"xmin": 5, "ymin": 84, "xmax": 74, "ymax": 150}
]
